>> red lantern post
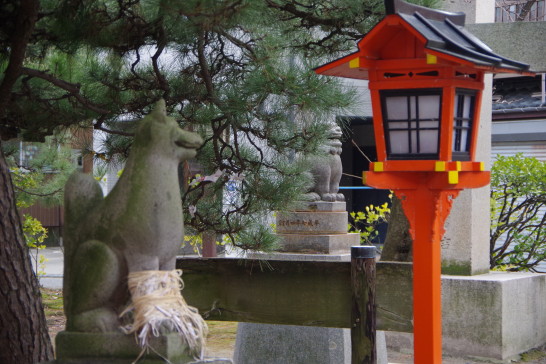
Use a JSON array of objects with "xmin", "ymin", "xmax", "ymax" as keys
[{"xmin": 315, "ymin": 0, "xmax": 533, "ymax": 362}]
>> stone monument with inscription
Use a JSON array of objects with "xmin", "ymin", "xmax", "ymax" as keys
[{"xmin": 275, "ymin": 201, "xmax": 359, "ymax": 254}]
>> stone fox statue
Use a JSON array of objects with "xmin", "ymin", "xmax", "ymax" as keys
[{"xmin": 63, "ymin": 100, "xmax": 203, "ymax": 333}]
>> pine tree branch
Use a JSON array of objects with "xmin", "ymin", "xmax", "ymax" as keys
[
  {"xmin": 264, "ymin": 0, "xmax": 378, "ymax": 29},
  {"xmin": 94, "ymin": 124, "xmax": 134, "ymax": 137},
  {"xmin": 151, "ymin": 27, "xmax": 170, "ymax": 98},
  {"xmin": 19, "ymin": 67, "xmax": 110, "ymax": 115},
  {"xmin": 197, "ymin": 31, "xmax": 217, "ymax": 101},
  {"xmin": 216, "ymin": 29, "xmax": 257, "ymax": 60},
  {"xmin": 13, "ymin": 185, "xmax": 63, "ymax": 197},
  {"xmin": 265, "ymin": 0, "xmax": 345, "ymax": 27},
  {"xmin": 19, "ymin": 68, "xmax": 135, "ymax": 137}
]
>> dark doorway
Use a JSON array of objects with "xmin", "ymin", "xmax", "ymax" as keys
[{"xmin": 338, "ymin": 116, "xmax": 391, "ymax": 244}]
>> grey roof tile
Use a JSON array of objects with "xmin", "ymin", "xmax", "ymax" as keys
[
  {"xmin": 493, "ymin": 77, "xmax": 545, "ymax": 112},
  {"xmin": 393, "ymin": 3, "xmax": 531, "ymax": 73}
]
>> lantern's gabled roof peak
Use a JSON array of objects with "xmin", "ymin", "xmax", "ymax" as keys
[
  {"xmin": 384, "ymin": 0, "xmax": 530, "ymax": 72},
  {"xmin": 314, "ymin": 0, "xmax": 532, "ymax": 79},
  {"xmin": 384, "ymin": 0, "xmax": 465, "ymax": 26},
  {"xmin": 397, "ymin": 9, "xmax": 531, "ymax": 72}
]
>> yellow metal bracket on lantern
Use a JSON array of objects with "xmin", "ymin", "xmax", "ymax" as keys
[
  {"xmin": 426, "ymin": 54, "xmax": 437, "ymax": 64},
  {"xmin": 447, "ymin": 171, "xmax": 459, "ymax": 184},
  {"xmin": 373, "ymin": 162, "xmax": 384, "ymax": 172},
  {"xmin": 349, "ymin": 57, "xmax": 360, "ymax": 68}
]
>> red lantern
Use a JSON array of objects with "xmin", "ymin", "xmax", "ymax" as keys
[{"xmin": 316, "ymin": 1, "xmax": 532, "ymax": 362}]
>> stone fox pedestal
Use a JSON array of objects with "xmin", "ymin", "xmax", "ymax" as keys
[
  {"xmin": 48, "ymin": 332, "xmax": 231, "ymax": 364},
  {"xmin": 275, "ymin": 201, "xmax": 359, "ymax": 254}
]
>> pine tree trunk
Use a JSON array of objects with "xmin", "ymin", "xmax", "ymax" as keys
[
  {"xmin": 0, "ymin": 143, "xmax": 54, "ymax": 363},
  {"xmin": 380, "ymin": 195, "xmax": 413, "ymax": 262}
]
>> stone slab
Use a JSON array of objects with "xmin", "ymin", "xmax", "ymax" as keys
[
  {"xmin": 386, "ymin": 272, "xmax": 546, "ymax": 360},
  {"xmin": 53, "ymin": 331, "xmax": 231, "ymax": 364},
  {"xmin": 43, "ymin": 360, "xmax": 231, "ymax": 364},
  {"xmin": 276, "ymin": 211, "xmax": 348, "ymax": 234},
  {"xmin": 248, "ymin": 251, "xmax": 352, "ymax": 262},
  {"xmin": 234, "ymin": 323, "xmax": 387, "ymax": 364},
  {"xmin": 294, "ymin": 201, "xmax": 347, "ymax": 212},
  {"xmin": 276, "ymin": 233, "xmax": 360, "ymax": 254},
  {"xmin": 233, "ymin": 323, "xmax": 350, "ymax": 364}
]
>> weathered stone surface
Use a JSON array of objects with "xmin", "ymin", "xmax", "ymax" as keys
[
  {"xmin": 52, "ymin": 331, "xmax": 233, "ymax": 364},
  {"xmin": 386, "ymin": 272, "xmax": 546, "ymax": 360},
  {"xmin": 63, "ymin": 100, "xmax": 203, "ymax": 333},
  {"xmin": 248, "ymin": 251, "xmax": 351, "ymax": 261},
  {"xmin": 442, "ymin": 272, "xmax": 546, "ymax": 359},
  {"xmin": 275, "ymin": 233, "xmax": 359, "ymax": 254},
  {"xmin": 55, "ymin": 331, "xmax": 190, "ymax": 363},
  {"xmin": 43, "ymin": 361, "xmax": 231, "ymax": 364},
  {"xmin": 234, "ymin": 323, "xmax": 351, "ymax": 364},
  {"xmin": 234, "ymin": 323, "xmax": 387, "ymax": 364},
  {"xmin": 295, "ymin": 201, "xmax": 346, "ymax": 212},
  {"xmin": 276, "ymin": 211, "xmax": 348, "ymax": 234},
  {"xmin": 304, "ymin": 122, "xmax": 345, "ymax": 202}
]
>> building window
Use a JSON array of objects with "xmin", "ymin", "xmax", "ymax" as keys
[
  {"xmin": 495, "ymin": 0, "xmax": 546, "ymax": 22},
  {"xmin": 380, "ymin": 89, "xmax": 442, "ymax": 160},
  {"xmin": 452, "ymin": 89, "xmax": 476, "ymax": 161}
]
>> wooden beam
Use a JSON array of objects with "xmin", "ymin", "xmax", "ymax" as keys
[{"xmin": 176, "ymin": 258, "xmax": 413, "ymax": 333}]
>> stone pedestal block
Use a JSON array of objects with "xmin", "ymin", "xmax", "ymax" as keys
[
  {"xmin": 386, "ymin": 272, "xmax": 546, "ymax": 360},
  {"xmin": 234, "ymin": 253, "xmax": 388, "ymax": 364},
  {"xmin": 276, "ymin": 211, "xmax": 348, "ymax": 235},
  {"xmin": 51, "ymin": 331, "xmax": 231, "ymax": 364},
  {"xmin": 276, "ymin": 233, "xmax": 359, "ymax": 254},
  {"xmin": 276, "ymin": 201, "xmax": 358, "ymax": 254},
  {"xmin": 296, "ymin": 201, "xmax": 347, "ymax": 212},
  {"xmin": 234, "ymin": 323, "xmax": 387, "ymax": 364},
  {"xmin": 234, "ymin": 323, "xmax": 350, "ymax": 364}
]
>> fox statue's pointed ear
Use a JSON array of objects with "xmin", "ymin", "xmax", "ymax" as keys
[{"xmin": 150, "ymin": 99, "xmax": 168, "ymax": 123}]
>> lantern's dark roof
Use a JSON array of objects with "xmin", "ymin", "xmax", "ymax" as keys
[
  {"xmin": 315, "ymin": 1, "xmax": 532, "ymax": 78},
  {"xmin": 387, "ymin": 0, "xmax": 531, "ymax": 73},
  {"xmin": 492, "ymin": 76, "xmax": 546, "ymax": 116}
]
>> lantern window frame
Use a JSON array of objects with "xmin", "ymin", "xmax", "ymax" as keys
[
  {"xmin": 380, "ymin": 88, "xmax": 443, "ymax": 160},
  {"xmin": 452, "ymin": 88, "xmax": 477, "ymax": 162}
]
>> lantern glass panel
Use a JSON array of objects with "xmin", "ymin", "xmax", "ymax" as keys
[
  {"xmin": 387, "ymin": 96, "xmax": 409, "ymax": 119},
  {"xmin": 452, "ymin": 89, "xmax": 476, "ymax": 161},
  {"xmin": 381, "ymin": 89, "xmax": 442, "ymax": 160}
]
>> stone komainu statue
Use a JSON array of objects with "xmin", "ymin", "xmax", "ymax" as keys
[
  {"xmin": 63, "ymin": 100, "xmax": 203, "ymax": 337},
  {"xmin": 305, "ymin": 122, "xmax": 345, "ymax": 202}
]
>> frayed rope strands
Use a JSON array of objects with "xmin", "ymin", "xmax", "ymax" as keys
[{"xmin": 120, "ymin": 269, "xmax": 208, "ymax": 361}]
